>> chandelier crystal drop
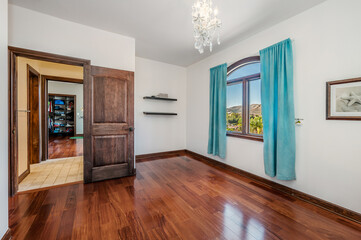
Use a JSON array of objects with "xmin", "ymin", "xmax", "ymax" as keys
[{"xmin": 192, "ymin": 0, "xmax": 222, "ymax": 54}]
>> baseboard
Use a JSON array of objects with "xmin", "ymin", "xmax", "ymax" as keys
[
  {"xmin": 137, "ymin": 149, "xmax": 361, "ymax": 224},
  {"xmin": 18, "ymin": 168, "xmax": 30, "ymax": 184},
  {"xmin": 136, "ymin": 150, "xmax": 186, "ymax": 162},
  {"xmin": 184, "ymin": 150, "xmax": 361, "ymax": 225},
  {"xmin": 1, "ymin": 229, "xmax": 11, "ymax": 240}
]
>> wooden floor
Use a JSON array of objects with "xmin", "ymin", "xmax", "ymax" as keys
[
  {"xmin": 48, "ymin": 136, "xmax": 83, "ymax": 159},
  {"xmin": 9, "ymin": 156, "xmax": 361, "ymax": 240},
  {"xmin": 18, "ymin": 157, "xmax": 83, "ymax": 192}
]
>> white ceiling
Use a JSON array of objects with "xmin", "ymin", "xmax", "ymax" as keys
[{"xmin": 9, "ymin": 0, "xmax": 326, "ymax": 66}]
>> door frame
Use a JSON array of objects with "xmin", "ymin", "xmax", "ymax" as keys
[
  {"xmin": 8, "ymin": 46, "xmax": 90, "ymax": 196},
  {"xmin": 41, "ymin": 76, "xmax": 83, "ymax": 161}
]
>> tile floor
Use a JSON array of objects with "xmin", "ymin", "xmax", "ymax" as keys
[{"xmin": 18, "ymin": 156, "xmax": 83, "ymax": 192}]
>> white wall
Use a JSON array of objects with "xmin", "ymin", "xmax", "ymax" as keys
[
  {"xmin": 8, "ymin": 4, "xmax": 135, "ymax": 71},
  {"xmin": 135, "ymin": 57, "xmax": 187, "ymax": 155},
  {"xmin": 0, "ymin": 0, "xmax": 8, "ymax": 237},
  {"xmin": 187, "ymin": 0, "xmax": 361, "ymax": 213},
  {"xmin": 48, "ymin": 81, "xmax": 84, "ymax": 135}
]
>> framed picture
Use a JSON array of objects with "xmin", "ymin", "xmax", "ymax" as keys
[{"xmin": 326, "ymin": 77, "xmax": 361, "ymax": 120}]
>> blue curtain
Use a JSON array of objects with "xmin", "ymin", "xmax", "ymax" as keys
[
  {"xmin": 208, "ymin": 63, "xmax": 227, "ymax": 159},
  {"xmin": 260, "ymin": 38, "xmax": 296, "ymax": 180}
]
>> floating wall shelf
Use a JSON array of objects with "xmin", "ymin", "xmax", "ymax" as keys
[
  {"xmin": 143, "ymin": 96, "xmax": 177, "ymax": 101},
  {"xmin": 143, "ymin": 112, "xmax": 177, "ymax": 116}
]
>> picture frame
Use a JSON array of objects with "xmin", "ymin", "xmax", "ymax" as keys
[{"xmin": 326, "ymin": 77, "xmax": 361, "ymax": 120}]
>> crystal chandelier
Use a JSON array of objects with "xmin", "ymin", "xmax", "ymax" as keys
[{"xmin": 192, "ymin": 0, "xmax": 222, "ymax": 54}]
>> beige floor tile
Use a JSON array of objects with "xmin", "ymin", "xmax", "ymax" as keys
[{"xmin": 18, "ymin": 156, "xmax": 83, "ymax": 192}]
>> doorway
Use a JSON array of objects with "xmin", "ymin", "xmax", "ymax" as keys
[
  {"xmin": 46, "ymin": 81, "xmax": 84, "ymax": 160},
  {"xmin": 14, "ymin": 57, "xmax": 85, "ymax": 192},
  {"xmin": 8, "ymin": 47, "xmax": 90, "ymax": 195},
  {"xmin": 9, "ymin": 46, "xmax": 135, "ymax": 196}
]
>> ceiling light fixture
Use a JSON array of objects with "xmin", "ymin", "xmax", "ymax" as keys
[{"xmin": 192, "ymin": 0, "xmax": 222, "ymax": 54}]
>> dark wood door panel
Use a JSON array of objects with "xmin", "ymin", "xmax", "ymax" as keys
[
  {"xmin": 28, "ymin": 65, "xmax": 41, "ymax": 165},
  {"xmin": 92, "ymin": 164, "xmax": 129, "ymax": 182},
  {"xmin": 93, "ymin": 77, "xmax": 127, "ymax": 123},
  {"xmin": 84, "ymin": 65, "xmax": 134, "ymax": 183},
  {"xmin": 93, "ymin": 135, "xmax": 127, "ymax": 166},
  {"xmin": 92, "ymin": 124, "xmax": 129, "ymax": 135}
]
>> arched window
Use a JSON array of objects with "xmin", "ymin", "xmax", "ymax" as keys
[{"xmin": 226, "ymin": 56, "xmax": 263, "ymax": 141}]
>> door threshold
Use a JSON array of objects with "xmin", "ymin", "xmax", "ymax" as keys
[{"xmin": 17, "ymin": 181, "xmax": 83, "ymax": 194}]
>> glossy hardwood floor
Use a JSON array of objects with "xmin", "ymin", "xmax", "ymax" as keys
[
  {"xmin": 48, "ymin": 135, "xmax": 83, "ymax": 159},
  {"xmin": 9, "ymin": 156, "xmax": 361, "ymax": 240}
]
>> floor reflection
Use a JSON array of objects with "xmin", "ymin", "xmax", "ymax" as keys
[{"xmin": 223, "ymin": 203, "xmax": 265, "ymax": 240}]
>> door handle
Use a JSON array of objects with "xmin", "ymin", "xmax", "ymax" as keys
[{"xmin": 128, "ymin": 127, "xmax": 134, "ymax": 132}]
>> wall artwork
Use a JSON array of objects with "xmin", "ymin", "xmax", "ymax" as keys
[{"xmin": 327, "ymin": 77, "xmax": 361, "ymax": 120}]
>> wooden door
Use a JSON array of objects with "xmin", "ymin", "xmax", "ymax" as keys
[
  {"xmin": 84, "ymin": 66, "xmax": 135, "ymax": 183},
  {"xmin": 28, "ymin": 65, "xmax": 41, "ymax": 164}
]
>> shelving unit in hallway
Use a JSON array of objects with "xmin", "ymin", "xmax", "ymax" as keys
[{"xmin": 48, "ymin": 94, "xmax": 76, "ymax": 136}]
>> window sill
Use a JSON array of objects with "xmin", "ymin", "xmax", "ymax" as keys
[{"xmin": 226, "ymin": 131, "xmax": 263, "ymax": 142}]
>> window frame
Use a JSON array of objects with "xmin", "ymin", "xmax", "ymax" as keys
[{"xmin": 226, "ymin": 56, "xmax": 263, "ymax": 142}]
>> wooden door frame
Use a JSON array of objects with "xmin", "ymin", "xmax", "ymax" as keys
[
  {"xmin": 8, "ymin": 46, "xmax": 90, "ymax": 196},
  {"xmin": 41, "ymin": 76, "xmax": 83, "ymax": 161}
]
